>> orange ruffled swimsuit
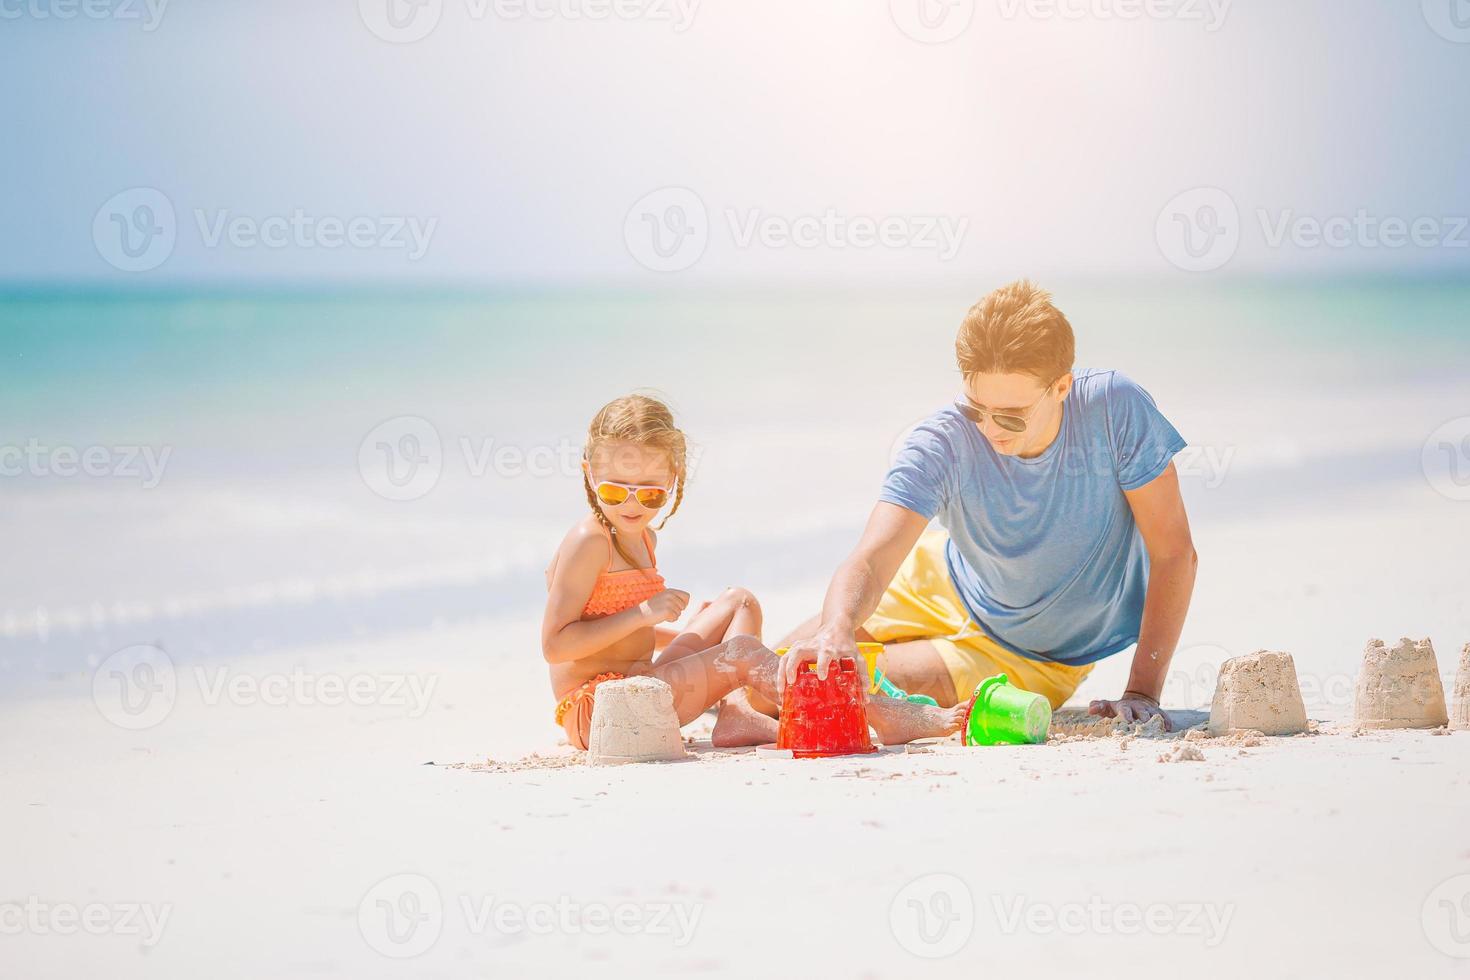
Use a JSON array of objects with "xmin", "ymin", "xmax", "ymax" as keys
[
  {"xmin": 554, "ymin": 527, "xmax": 666, "ymax": 749},
  {"xmin": 581, "ymin": 526, "xmax": 665, "ymax": 618}
]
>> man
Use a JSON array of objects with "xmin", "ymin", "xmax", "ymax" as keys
[{"xmin": 776, "ymin": 280, "xmax": 1197, "ymax": 731}]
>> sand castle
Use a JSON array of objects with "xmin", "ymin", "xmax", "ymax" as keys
[
  {"xmin": 1207, "ymin": 651, "xmax": 1308, "ymax": 737},
  {"xmin": 1450, "ymin": 643, "xmax": 1470, "ymax": 731},
  {"xmin": 1353, "ymin": 637, "xmax": 1449, "ymax": 730},
  {"xmin": 586, "ymin": 676, "xmax": 688, "ymax": 765}
]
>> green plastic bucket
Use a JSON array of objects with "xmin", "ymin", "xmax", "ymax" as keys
[{"xmin": 964, "ymin": 674, "xmax": 1051, "ymax": 746}]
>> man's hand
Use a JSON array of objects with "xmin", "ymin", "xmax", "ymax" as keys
[
  {"xmin": 638, "ymin": 589, "xmax": 691, "ymax": 625},
  {"xmin": 1088, "ymin": 692, "xmax": 1173, "ymax": 731},
  {"xmin": 778, "ymin": 626, "xmax": 857, "ymax": 696}
]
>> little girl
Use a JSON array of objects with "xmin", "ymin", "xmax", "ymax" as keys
[{"xmin": 542, "ymin": 394, "xmax": 972, "ymax": 750}]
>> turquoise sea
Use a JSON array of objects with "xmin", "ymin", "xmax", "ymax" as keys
[{"xmin": 3, "ymin": 279, "xmax": 1467, "ymax": 699}]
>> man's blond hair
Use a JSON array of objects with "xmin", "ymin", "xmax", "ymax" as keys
[{"xmin": 955, "ymin": 280, "xmax": 1075, "ymax": 383}]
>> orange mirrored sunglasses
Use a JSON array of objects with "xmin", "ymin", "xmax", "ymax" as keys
[{"xmin": 594, "ymin": 480, "xmax": 669, "ymax": 510}]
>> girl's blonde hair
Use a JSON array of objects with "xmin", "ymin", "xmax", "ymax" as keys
[{"xmin": 582, "ymin": 394, "xmax": 687, "ymax": 570}]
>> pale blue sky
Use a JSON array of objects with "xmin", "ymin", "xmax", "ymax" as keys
[{"xmin": 3, "ymin": 0, "xmax": 1469, "ymax": 284}]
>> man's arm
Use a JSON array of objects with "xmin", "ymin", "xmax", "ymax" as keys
[
  {"xmin": 779, "ymin": 502, "xmax": 929, "ymax": 690},
  {"xmin": 1089, "ymin": 462, "xmax": 1198, "ymax": 729}
]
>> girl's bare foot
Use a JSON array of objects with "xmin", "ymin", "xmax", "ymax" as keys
[{"xmin": 711, "ymin": 691, "xmax": 779, "ymax": 747}]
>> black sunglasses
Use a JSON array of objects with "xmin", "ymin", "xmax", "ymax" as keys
[{"xmin": 954, "ymin": 385, "xmax": 1055, "ymax": 434}]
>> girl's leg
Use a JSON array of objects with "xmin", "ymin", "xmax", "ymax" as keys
[
  {"xmin": 711, "ymin": 688, "xmax": 778, "ymax": 747},
  {"xmin": 652, "ymin": 634, "xmax": 780, "ymax": 725},
  {"xmin": 653, "ymin": 587, "xmax": 762, "ymax": 667}
]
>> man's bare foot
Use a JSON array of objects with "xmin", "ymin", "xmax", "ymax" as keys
[
  {"xmin": 868, "ymin": 692, "xmax": 977, "ymax": 745},
  {"xmin": 711, "ymin": 693, "xmax": 779, "ymax": 747}
]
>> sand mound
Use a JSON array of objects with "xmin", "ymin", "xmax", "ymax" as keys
[
  {"xmin": 1049, "ymin": 709, "xmax": 1174, "ymax": 740},
  {"xmin": 1157, "ymin": 743, "xmax": 1205, "ymax": 763},
  {"xmin": 1450, "ymin": 643, "xmax": 1470, "ymax": 731},
  {"xmin": 587, "ymin": 676, "xmax": 688, "ymax": 765},
  {"xmin": 1207, "ymin": 651, "xmax": 1308, "ymax": 736},
  {"xmin": 1353, "ymin": 637, "xmax": 1449, "ymax": 730}
]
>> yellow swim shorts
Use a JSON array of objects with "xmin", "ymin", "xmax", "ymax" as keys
[{"xmin": 862, "ymin": 529, "xmax": 1092, "ymax": 709}]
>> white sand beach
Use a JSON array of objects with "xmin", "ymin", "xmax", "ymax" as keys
[{"xmin": 5, "ymin": 484, "xmax": 1469, "ymax": 978}]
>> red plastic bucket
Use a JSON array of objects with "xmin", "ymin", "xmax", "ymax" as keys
[{"xmin": 776, "ymin": 657, "xmax": 878, "ymax": 758}]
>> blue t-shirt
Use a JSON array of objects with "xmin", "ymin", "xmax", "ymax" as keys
[{"xmin": 879, "ymin": 368, "xmax": 1186, "ymax": 666}]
